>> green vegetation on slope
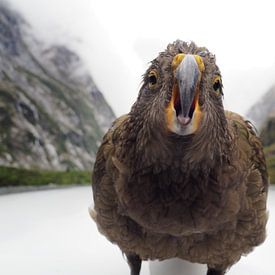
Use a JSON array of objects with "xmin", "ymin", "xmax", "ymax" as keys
[
  {"xmin": 267, "ymin": 156, "xmax": 275, "ymax": 185},
  {"xmin": 0, "ymin": 166, "xmax": 91, "ymax": 187}
]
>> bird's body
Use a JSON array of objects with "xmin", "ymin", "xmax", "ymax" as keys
[{"xmin": 91, "ymin": 41, "xmax": 268, "ymax": 275}]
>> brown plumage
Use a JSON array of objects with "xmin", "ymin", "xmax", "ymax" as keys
[{"xmin": 90, "ymin": 40, "xmax": 269, "ymax": 275}]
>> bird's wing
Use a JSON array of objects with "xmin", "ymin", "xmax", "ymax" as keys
[
  {"xmin": 225, "ymin": 111, "xmax": 268, "ymax": 250},
  {"xmin": 245, "ymin": 121, "xmax": 269, "ymax": 192},
  {"xmin": 226, "ymin": 110, "xmax": 269, "ymax": 191},
  {"xmin": 91, "ymin": 114, "xmax": 129, "ymax": 218},
  {"xmin": 92, "ymin": 114, "xmax": 128, "ymax": 188}
]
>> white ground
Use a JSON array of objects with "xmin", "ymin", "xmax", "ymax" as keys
[{"xmin": 0, "ymin": 186, "xmax": 274, "ymax": 275}]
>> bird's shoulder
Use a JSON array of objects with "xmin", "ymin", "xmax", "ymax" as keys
[{"xmin": 102, "ymin": 114, "xmax": 129, "ymax": 147}]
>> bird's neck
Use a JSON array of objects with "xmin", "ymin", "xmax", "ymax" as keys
[{"xmin": 123, "ymin": 117, "xmax": 232, "ymax": 173}]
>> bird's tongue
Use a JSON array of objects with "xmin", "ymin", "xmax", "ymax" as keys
[
  {"xmin": 173, "ymin": 86, "xmax": 194, "ymax": 126},
  {"xmin": 177, "ymin": 114, "xmax": 191, "ymax": 125},
  {"xmin": 175, "ymin": 93, "xmax": 197, "ymax": 126}
]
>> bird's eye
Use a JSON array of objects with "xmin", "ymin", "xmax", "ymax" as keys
[
  {"xmin": 213, "ymin": 76, "xmax": 223, "ymax": 95},
  {"xmin": 148, "ymin": 70, "xmax": 158, "ymax": 89}
]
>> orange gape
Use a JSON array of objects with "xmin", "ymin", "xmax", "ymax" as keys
[
  {"xmin": 192, "ymin": 92, "xmax": 203, "ymax": 131},
  {"xmin": 165, "ymin": 83, "xmax": 178, "ymax": 131}
]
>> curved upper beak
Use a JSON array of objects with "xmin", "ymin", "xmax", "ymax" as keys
[{"xmin": 173, "ymin": 54, "xmax": 204, "ymax": 123}]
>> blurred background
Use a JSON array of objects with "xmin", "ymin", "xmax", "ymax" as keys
[{"xmin": 0, "ymin": 0, "xmax": 274, "ymax": 274}]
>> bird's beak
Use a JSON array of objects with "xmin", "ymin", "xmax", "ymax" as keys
[{"xmin": 166, "ymin": 54, "xmax": 205, "ymax": 135}]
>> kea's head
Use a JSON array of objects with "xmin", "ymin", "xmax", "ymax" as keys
[{"xmin": 130, "ymin": 40, "xmax": 225, "ymax": 139}]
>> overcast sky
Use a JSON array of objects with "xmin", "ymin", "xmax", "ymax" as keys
[{"xmin": 5, "ymin": 0, "xmax": 275, "ymax": 116}]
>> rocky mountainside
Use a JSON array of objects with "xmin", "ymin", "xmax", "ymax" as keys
[
  {"xmin": 246, "ymin": 85, "xmax": 275, "ymax": 130},
  {"xmin": 0, "ymin": 3, "xmax": 115, "ymax": 170}
]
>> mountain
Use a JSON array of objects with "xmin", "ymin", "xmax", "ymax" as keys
[
  {"xmin": 260, "ymin": 116, "xmax": 275, "ymax": 147},
  {"xmin": 246, "ymin": 85, "xmax": 275, "ymax": 130},
  {"xmin": 0, "ymin": 3, "xmax": 115, "ymax": 171},
  {"xmin": 260, "ymin": 116, "xmax": 275, "ymax": 184},
  {"xmin": 248, "ymin": 85, "xmax": 275, "ymax": 184}
]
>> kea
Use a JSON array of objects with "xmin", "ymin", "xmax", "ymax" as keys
[{"xmin": 90, "ymin": 40, "xmax": 268, "ymax": 275}]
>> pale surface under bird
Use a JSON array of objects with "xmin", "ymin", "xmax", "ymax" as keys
[{"xmin": 90, "ymin": 40, "xmax": 269, "ymax": 275}]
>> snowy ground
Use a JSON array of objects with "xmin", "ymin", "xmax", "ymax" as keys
[{"xmin": 0, "ymin": 186, "xmax": 274, "ymax": 275}]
